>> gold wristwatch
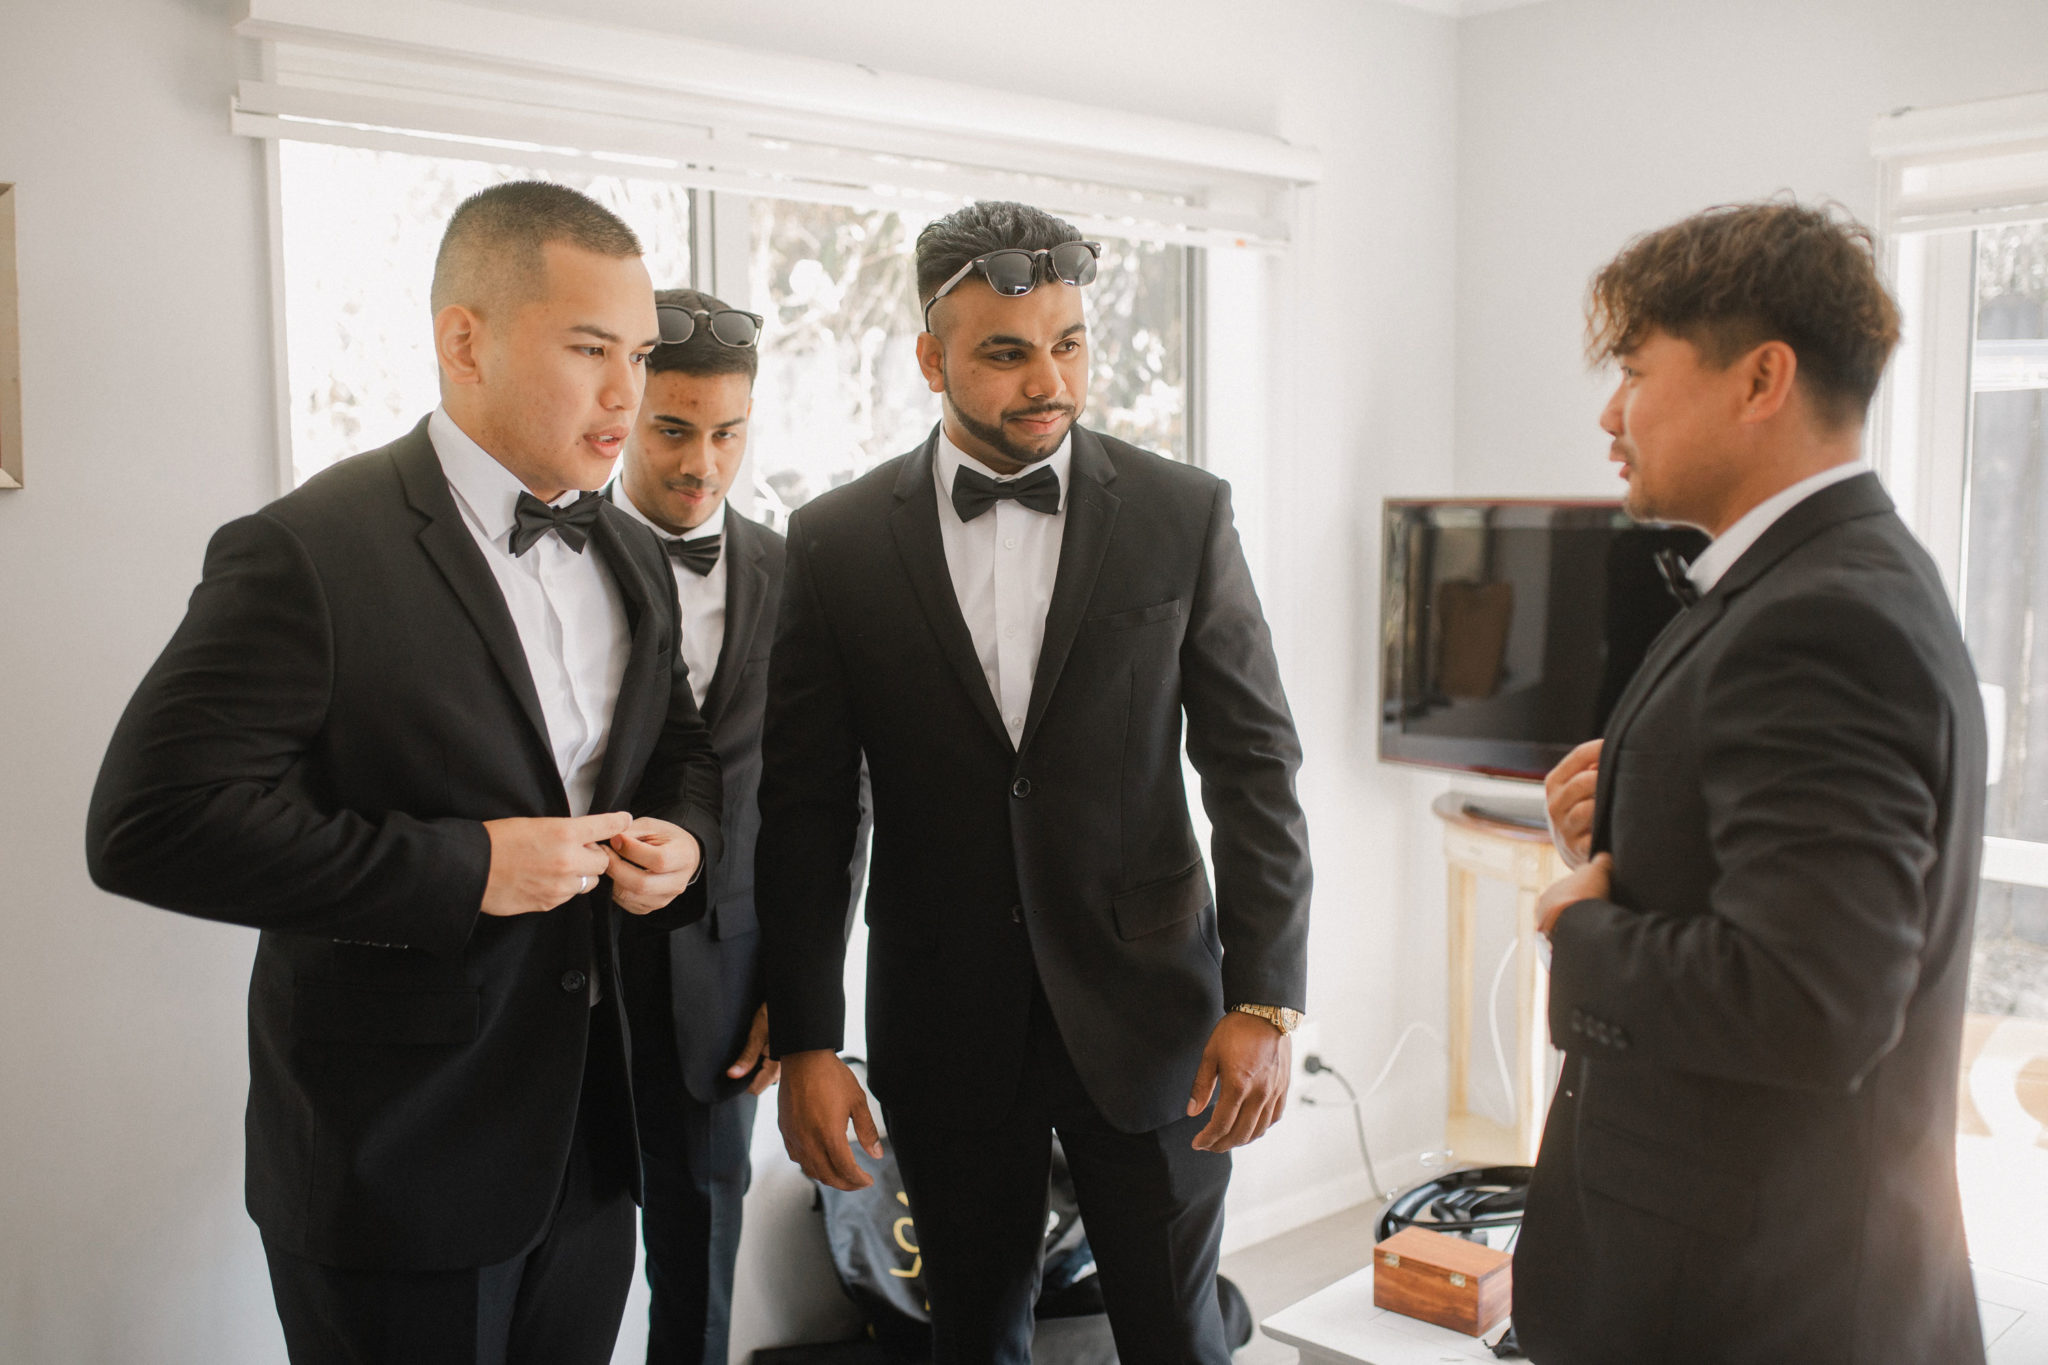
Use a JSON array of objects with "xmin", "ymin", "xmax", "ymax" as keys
[{"xmin": 1231, "ymin": 1003, "xmax": 1304, "ymax": 1036}]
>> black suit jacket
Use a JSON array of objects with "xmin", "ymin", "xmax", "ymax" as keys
[
  {"xmin": 1514, "ymin": 474, "xmax": 1987, "ymax": 1364},
  {"xmin": 756, "ymin": 425, "xmax": 1312, "ymax": 1134},
  {"xmin": 626, "ymin": 504, "xmax": 867, "ymax": 1103},
  {"xmin": 86, "ymin": 418, "xmax": 722, "ymax": 1271}
]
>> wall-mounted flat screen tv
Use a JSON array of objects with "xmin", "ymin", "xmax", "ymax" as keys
[{"xmin": 1380, "ymin": 500, "xmax": 1710, "ymax": 781}]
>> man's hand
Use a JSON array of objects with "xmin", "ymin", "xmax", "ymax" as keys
[
  {"xmin": 1188, "ymin": 1012, "xmax": 1293, "ymax": 1152},
  {"xmin": 779, "ymin": 1050, "xmax": 884, "ymax": 1190},
  {"xmin": 605, "ymin": 817, "xmax": 703, "ymax": 915},
  {"xmin": 481, "ymin": 812, "xmax": 632, "ymax": 917},
  {"xmin": 1545, "ymin": 738, "xmax": 1604, "ymax": 869},
  {"xmin": 1538, "ymin": 852, "xmax": 1612, "ymax": 935},
  {"xmin": 726, "ymin": 1004, "xmax": 781, "ymax": 1096}
]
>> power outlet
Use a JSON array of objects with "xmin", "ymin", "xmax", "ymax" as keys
[{"xmin": 1290, "ymin": 1019, "xmax": 1324, "ymax": 1077}]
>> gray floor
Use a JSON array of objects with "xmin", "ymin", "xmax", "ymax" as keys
[{"xmin": 1221, "ymin": 1198, "xmax": 1388, "ymax": 1364}]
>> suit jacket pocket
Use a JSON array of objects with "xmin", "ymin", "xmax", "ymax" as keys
[
  {"xmin": 1579, "ymin": 1118, "xmax": 1756, "ymax": 1241},
  {"xmin": 1111, "ymin": 860, "xmax": 1213, "ymax": 941},
  {"xmin": 290, "ymin": 978, "xmax": 480, "ymax": 1047},
  {"xmin": 1083, "ymin": 598, "xmax": 1184, "ymax": 632}
]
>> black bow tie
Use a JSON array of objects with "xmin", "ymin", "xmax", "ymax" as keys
[
  {"xmin": 1654, "ymin": 548, "xmax": 1701, "ymax": 608},
  {"xmin": 951, "ymin": 464, "xmax": 1061, "ymax": 522},
  {"xmin": 510, "ymin": 490, "xmax": 605, "ymax": 556},
  {"xmin": 665, "ymin": 533, "xmax": 723, "ymax": 577}
]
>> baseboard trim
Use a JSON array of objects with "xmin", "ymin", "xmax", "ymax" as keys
[{"xmin": 1221, "ymin": 1152, "xmax": 1434, "ymax": 1255}]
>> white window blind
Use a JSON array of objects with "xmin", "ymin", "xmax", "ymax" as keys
[
  {"xmin": 1874, "ymin": 89, "xmax": 2048, "ymax": 235},
  {"xmin": 231, "ymin": 0, "xmax": 1318, "ymax": 250}
]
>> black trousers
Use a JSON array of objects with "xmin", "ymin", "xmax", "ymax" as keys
[
  {"xmin": 885, "ymin": 985, "xmax": 1234, "ymax": 1365},
  {"xmin": 262, "ymin": 1007, "xmax": 639, "ymax": 1365},
  {"xmin": 627, "ymin": 944, "xmax": 758, "ymax": 1365}
]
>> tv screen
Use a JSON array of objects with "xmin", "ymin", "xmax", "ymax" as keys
[{"xmin": 1379, "ymin": 500, "xmax": 1710, "ymax": 781}]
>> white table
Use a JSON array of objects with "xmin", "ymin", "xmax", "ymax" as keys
[
  {"xmin": 1261, "ymin": 1262, "xmax": 2048, "ymax": 1364},
  {"xmin": 1260, "ymin": 1264, "xmax": 1500, "ymax": 1365}
]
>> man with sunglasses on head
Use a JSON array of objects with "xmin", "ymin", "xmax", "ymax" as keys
[
  {"xmin": 756, "ymin": 200, "xmax": 1312, "ymax": 1365},
  {"xmin": 608, "ymin": 288, "xmax": 867, "ymax": 1365}
]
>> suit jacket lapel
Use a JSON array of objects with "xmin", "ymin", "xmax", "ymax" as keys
[
  {"xmin": 1592, "ymin": 595, "xmax": 1727, "ymax": 852},
  {"xmin": 703, "ymin": 510, "xmax": 767, "ymax": 727},
  {"xmin": 1019, "ymin": 428, "xmax": 1120, "ymax": 753},
  {"xmin": 1591, "ymin": 472, "xmax": 1898, "ymax": 852},
  {"xmin": 392, "ymin": 424, "xmax": 555, "ymax": 768},
  {"xmin": 586, "ymin": 506, "xmax": 667, "ymax": 812},
  {"xmin": 889, "ymin": 430, "xmax": 1014, "ymax": 751}
]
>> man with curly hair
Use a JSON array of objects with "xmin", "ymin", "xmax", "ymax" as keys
[{"xmin": 1524, "ymin": 200, "xmax": 1988, "ymax": 1364}]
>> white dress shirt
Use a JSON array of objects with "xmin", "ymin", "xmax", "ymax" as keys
[
  {"xmin": 430, "ymin": 407, "xmax": 630, "ymax": 816},
  {"xmin": 614, "ymin": 489, "xmax": 727, "ymax": 712},
  {"xmin": 932, "ymin": 428, "xmax": 1073, "ymax": 746},
  {"xmin": 1686, "ymin": 462, "xmax": 1869, "ymax": 596}
]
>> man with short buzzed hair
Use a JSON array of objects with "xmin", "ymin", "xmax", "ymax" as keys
[
  {"xmin": 88, "ymin": 180, "xmax": 721, "ymax": 1364},
  {"xmin": 609, "ymin": 286, "xmax": 870, "ymax": 1365}
]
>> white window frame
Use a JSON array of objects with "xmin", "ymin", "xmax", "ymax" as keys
[{"xmin": 1873, "ymin": 88, "xmax": 2048, "ymax": 891}]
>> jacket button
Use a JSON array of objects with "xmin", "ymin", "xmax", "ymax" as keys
[
  {"xmin": 560, "ymin": 969, "xmax": 588, "ymax": 994},
  {"xmin": 1011, "ymin": 777, "xmax": 1031, "ymax": 799}
]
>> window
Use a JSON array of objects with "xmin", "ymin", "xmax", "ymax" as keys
[
  {"xmin": 276, "ymin": 150, "xmax": 1195, "ymax": 528},
  {"xmin": 1962, "ymin": 221, "xmax": 2048, "ymax": 1006},
  {"xmin": 276, "ymin": 141, "xmax": 694, "ymax": 489},
  {"xmin": 746, "ymin": 196, "xmax": 1192, "ymax": 526},
  {"xmin": 1875, "ymin": 93, "xmax": 2048, "ymax": 1286}
]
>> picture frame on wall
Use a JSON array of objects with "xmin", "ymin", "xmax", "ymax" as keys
[{"xmin": 1, "ymin": 183, "xmax": 19, "ymax": 490}]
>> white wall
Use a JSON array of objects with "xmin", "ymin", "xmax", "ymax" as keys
[
  {"xmin": 0, "ymin": 0, "xmax": 1462, "ymax": 1361},
  {"xmin": 0, "ymin": 1, "xmax": 287, "ymax": 1360},
  {"xmin": 1453, "ymin": 0, "xmax": 2048, "ymax": 498}
]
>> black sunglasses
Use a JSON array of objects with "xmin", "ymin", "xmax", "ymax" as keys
[
  {"xmin": 922, "ymin": 240, "xmax": 1103, "ymax": 331},
  {"xmin": 656, "ymin": 304, "xmax": 764, "ymax": 349}
]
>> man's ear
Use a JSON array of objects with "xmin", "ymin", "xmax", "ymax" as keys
[
  {"xmin": 1736, "ymin": 339, "xmax": 1799, "ymax": 424},
  {"xmin": 435, "ymin": 304, "xmax": 486, "ymax": 387},
  {"xmin": 915, "ymin": 330, "xmax": 946, "ymax": 396}
]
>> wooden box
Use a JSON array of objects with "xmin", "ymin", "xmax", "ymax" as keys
[{"xmin": 1371, "ymin": 1225, "xmax": 1513, "ymax": 1337}]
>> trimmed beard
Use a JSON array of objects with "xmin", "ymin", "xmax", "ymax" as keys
[{"xmin": 944, "ymin": 386, "xmax": 1077, "ymax": 469}]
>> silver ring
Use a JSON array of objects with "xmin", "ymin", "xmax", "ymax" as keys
[{"xmin": 579, "ymin": 875, "xmax": 590, "ymax": 893}]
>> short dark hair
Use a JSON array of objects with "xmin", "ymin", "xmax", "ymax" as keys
[
  {"xmin": 1586, "ymin": 199, "xmax": 1901, "ymax": 428},
  {"xmin": 646, "ymin": 287, "xmax": 759, "ymax": 385},
  {"xmin": 915, "ymin": 200, "xmax": 1083, "ymax": 311},
  {"xmin": 431, "ymin": 180, "xmax": 641, "ymax": 317}
]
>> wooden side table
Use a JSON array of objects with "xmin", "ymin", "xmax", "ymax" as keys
[{"xmin": 1431, "ymin": 793, "xmax": 1562, "ymax": 1166}]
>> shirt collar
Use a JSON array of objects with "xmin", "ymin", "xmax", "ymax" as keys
[
  {"xmin": 1686, "ymin": 462, "xmax": 1868, "ymax": 596},
  {"xmin": 933, "ymin": 424, "xmax": 1073, "ymax": 515},
  {"xmin": 429, "ymin": 406, "xmax": 581, "ymax": 549},
  {"xmin": 610, "ymin": 479, "xmax": 727, "ymax": 544}
]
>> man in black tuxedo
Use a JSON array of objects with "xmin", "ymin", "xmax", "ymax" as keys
[
  {"xmin": 609, "ymin": 287, "xmax": 867, "ymax": 1365},
  {"xmin": 1522, "ymin": 202, "xmax": 1987, "ymax": 1364},
  {"xmin": 756, "ymin": 200, "xmax": 1313, "ymax": 1365},
  {"xmin": 87, "ymin": 182, "xmax": 722, "ymax": 1365}
]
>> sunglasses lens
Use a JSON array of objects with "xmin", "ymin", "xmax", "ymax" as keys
[
  {"xmin": 708, "ymin": 311, "xmax": 760, "ymax": 348},
  {"xmin": 1051, "ymin": 241, "xmax": 1100, "ymax": 286},
  {"xmin": 656, "ymin": 305, "xmax": 696, "ymax": 346},
  {"xmin": 980, "ymin": 251, "xmax": 1037, "ymax": 296}
]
